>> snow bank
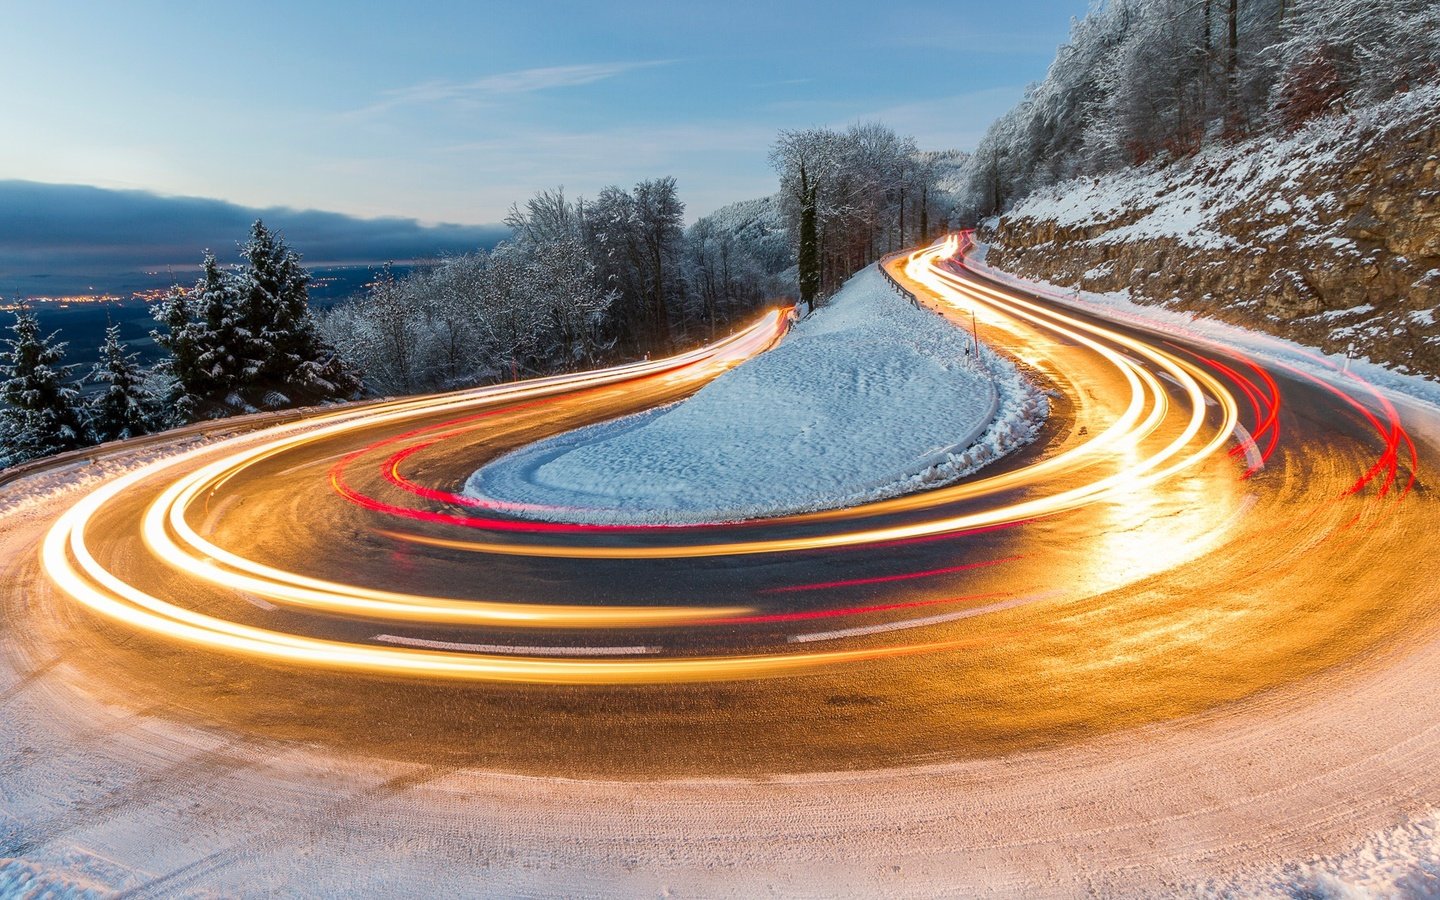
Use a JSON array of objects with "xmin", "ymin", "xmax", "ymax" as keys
[
  {"xmin": 0, "ymin": 845, "xmax": 148, "ymax": 898},
  {"xmin": 466, "ymin": 265, "xmax": 1048, "ymax": 524}
]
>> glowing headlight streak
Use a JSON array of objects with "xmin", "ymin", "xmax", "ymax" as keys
[
  {"xmin": 348, "ymin": 237, "xmax": 1166, "ymax": 535},
  {"xmin": 49, "ymin": 311, "xmax": 791, "ymax": 634},
  {"xmin": 135, "ymin": 312, "xmax": 795, "ymax": 628},
  {"xmin": 136, "ymin": 265, "xmax": 1227, "ymax": 631},
  {"xmin": 44, "ymin": 490, "xmax": 1030, "ymax": 684},
  {"xmin": 379, "ymin": 241, "xmax": 1243, "ymax": 559},
  {"xmin": 329, "ymin": 244, "xmax": 1201, "ymax": 563},
  {"xmin": 35, "ymin": 245, "xmax": 1256, "ymax": 683}
]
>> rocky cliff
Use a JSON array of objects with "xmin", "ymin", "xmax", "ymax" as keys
[{"xmin": 982, "ymin": 83, "xmax": 1440, "ymax": 376}]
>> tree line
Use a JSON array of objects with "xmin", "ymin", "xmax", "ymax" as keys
[
  {"xmin": 326, "ymin": 124, "xmax": 962, "ymax": 399},
  {"xmin": 2, "ymin": 123, "xmax": 963, "ymax": 465},
  {"xmin": 771, "ymin": 123, "xmax": 957, "ymax": 305},
  {"xmin": 950, "ymin": 0, "xmax": 1440, "ymax": 221},
  {"xmin": 320, "ymin": 149, "xmax": 924, "ymax": 397},
  {"xmin": 0, "ymin": 221, "xmax": 359, "ymax": 467}
]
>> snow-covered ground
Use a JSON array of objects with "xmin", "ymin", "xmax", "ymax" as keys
[
  {"xmin": 7, "ymin": 254, "xmax": 1440, "ymax": 897},
  {"xmin": 997, "ymin": 82, "xmax": 1440, "ymax": 257},
  {"xmin": 466, "ymin": 265, "xmax": 1048, "ymax": 524}
]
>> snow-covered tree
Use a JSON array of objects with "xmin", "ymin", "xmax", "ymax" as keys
[
  {"xmin": 1269, "ymin": 0, "xmax": 1440, "ymax": 128},
  {"xmin": 583, "ymin": 178, "xmax": 686, "ymax": 354},
  {"xmin": 150, "ymin": 284, "xmax": 205, "ymax": 423},
  {"xmin": 528, "ymin": 235, "xmax": 617, "ymax": 370},
  {"xmin": 323, "ymin": 263, "xmax": 428, "ymax": 395},
  {"xmin": 238, "ymin": 219, "xmax": 361, "ymax": 403},
  {"xmin": 87, "ymin": 322, "xmax": 163, "ymax": 443},
  {"xmin": 504, "ymin": 187, "xmax": 580, "ymax": 245},
  {"xmin": 0, "ymin": 312, "xmax": 89, "ymax": 466},
  {"xmin": 947, "ymin": 0, "xmax": 1436, "ymax": 223},
  {"xmin": 948, "ymin": 0, "xmax": 1288, "ymax": 220},
  {"xmin": 192, "ymin": 251, "xmax": 254, "ymax": 403},
  {"xmin": 685, "ymin": 196, "xmax": 796, "ymax": 337},
  {"xmin": 771, "ymin": 123, "xmax": 929, "ymax": 301},
  {"xmin": 151, "ymin": 226, "xmax": 362, "ymax": 421}
]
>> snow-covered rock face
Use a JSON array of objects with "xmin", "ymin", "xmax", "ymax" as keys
[
  {"xmin": 985, "ymin": 83, "xmax": 1440, "ymax": 379},
  {"xmin": 464, "ymin": 266, "xmax": 1047, "ymax": 525}
]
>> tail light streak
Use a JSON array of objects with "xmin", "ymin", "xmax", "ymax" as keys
[{"xmin": 36, "ymin": 237, "xmax": 1416, "ymax": 684}]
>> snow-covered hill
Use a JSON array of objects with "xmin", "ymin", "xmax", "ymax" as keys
[
  {"xmin": 465, "ymin": 266, "xmax": 1047, "ymax": 524},
  {"xmin": 983, "ymin": 83, "xmax": 1440, "ymax": 378}
]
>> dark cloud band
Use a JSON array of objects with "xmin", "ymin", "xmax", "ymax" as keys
[{"xmin": 0, "ymin": 180, "xmax": 509, "ymax": 289}]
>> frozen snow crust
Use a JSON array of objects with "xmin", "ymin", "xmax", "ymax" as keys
[{"xmin": 466, "ymin": 265, "xmax": 1048, "ymax": 524}]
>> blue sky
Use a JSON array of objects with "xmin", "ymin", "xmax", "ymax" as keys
[{"xmin": 1, "ymin": 0, "xmax": 1086, "ymax": 225}]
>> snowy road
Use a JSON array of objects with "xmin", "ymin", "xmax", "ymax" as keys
[{"xmin": 3, "ymin": 238, "xmax": 1440, "ymax": 895}]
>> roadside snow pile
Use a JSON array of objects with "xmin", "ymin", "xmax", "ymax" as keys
[
  {"xmin": 466, "ymin": 265, "xmax": 1048, "ymax": 524},
  {"xmin": 1191, "ymin": 809, "xmax": 1440, "ymax": 898},
  {"xmin": 0, "ymin": 434, "xmax": 223, "ymax": 520},
  {"xmin": 0, "ymin": 849, "xmax": 145, "ymax": 898}
]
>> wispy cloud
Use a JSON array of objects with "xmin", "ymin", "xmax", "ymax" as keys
[
  {"xmin": 750, "ymin": 77, "xmax": 814, "ymax": 88},
  {"xmin": 349, "ymin": 61, "xmax": 674, "ymax": 118}
]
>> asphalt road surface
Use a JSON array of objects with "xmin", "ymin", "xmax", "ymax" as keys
[{"xmin": 3, "ymin": 237, "xmax": 1437, "ymax": 896}]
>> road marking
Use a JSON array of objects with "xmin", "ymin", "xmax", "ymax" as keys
[
  {"xmin": 202, "ymin": 495, "xmax": 239, "ymax": 532},
  {"xmin": 274, "ymin": 450, "xmax": 354, "ymax": 479},
  {"xmin": 1158, "ymin": 370, "xmax": 1218, "ymax": 406},
  {"xmin": 788, "ymin": 592, "xmax": 1058, "ymax": 643},
  {"xmin": 374, "ymin": 633, "xmax": 659, "ymax": 656},
  {"xmin": 240, "ymin": 593, "xmax": 279, "ymax": 611},
  {"xmin": 1232, "ymin": 422, "xmax": 1265, "ymax": 472}
]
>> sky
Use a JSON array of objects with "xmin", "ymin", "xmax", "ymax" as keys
[{"xmin": 0, "ymin": 0, "xmax": 1086, "ymax": 229}]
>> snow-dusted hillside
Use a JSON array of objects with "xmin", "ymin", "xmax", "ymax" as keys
[
  {"xmin": 985, "ymin": 83, "xmax": 1440, "ymax": 377},
  {"xmin": 689, "ymin": 195, "xmax": 794, "ymax": 282},
  {"xmin": 466, "ymin": 266, "xmax": 1047, "ymax": 524}
]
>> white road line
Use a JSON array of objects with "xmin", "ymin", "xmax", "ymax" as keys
[
  {"xmin": 1157, "ymin": 370, "xmax": 1218, "ymax": 406},
  {"xmin": 374, "ymin": 633, "xmax": 659, "ymax": 656},
  {"xmin": 788, "ymin": 593, "xmax": 1059, "ymax": 644},
  {"xmin": 1232, "ymin": 422, "xmax": 1266, "ymax": 472},
  {"xmin": 274, "ymin": 450, "xmax": 354, "ymax": 478},
  {"xmin": 202, "ymin": 495, "xmax": 239, "ymax": 532},
  {"xmin": 240, "ymin": 593, "xmax": 279, "ymax": 611}
]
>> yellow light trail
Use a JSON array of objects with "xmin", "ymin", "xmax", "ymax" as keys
[
  {"xmin": 37, "ymin": 243, "xmax": 1247, "ymax": 683},
  {"xmin": 378, "ymin": 240, "xmax": 1240, "ymax": 559}
]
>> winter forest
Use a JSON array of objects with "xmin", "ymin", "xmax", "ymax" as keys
[
  {"xmin": 950, "ymin": 0, "xmax": 1440, "ymax": 218},
  {"xmin": 4, "ymin": 0, "xmax": 1436, "ymax": 468},
  {"xmin": 0, "ymin": 222, "xmax": 361, "ymax": 467},
  {"xmin": 0, "ymin": 121, "xmax": 958, "ymax": 467},
  {"xmin": 322, "ymin": 128, "xmax": 966, "ymax": 397}
]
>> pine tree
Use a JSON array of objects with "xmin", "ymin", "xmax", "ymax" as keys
[
  {"xmin": 87, "ymin": 322, "xmax": 162, "ymax": 443},
  {"xmin": 193, "ymin": 251, "xmax": 253, "ymax": 407},
  {"xmin": 0, "ymin": 311, "xmax": 90, "ymax": 466},
  {"xmin": 238, "ymin": 220, "xmax": 361, "ymax": 402},
  {"xmin": 151, "ymin": 284, "xmax": 204, "ymax": 423},
  {"xmin": 238, "ymin": 219, "xmax": 298, "ymax": 382}
]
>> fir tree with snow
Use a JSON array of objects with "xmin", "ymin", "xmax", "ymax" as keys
[
  {"xmin": 87, "ymin": 322, "xmax": 163, "ymax": 443},
  {"xmin": 238, "ymin": 220, "xmax": 361, "ymax": 403},
  {"xmin": 150, "ymin": 227, "xmax": 362, "ymax": 423},
  {"xmin": 0, "ymin": 311, "xmax": 91, "ymax": 467},
  {"xmin": 193, "ymin": 251, "xmax": 256, "ymax": 406},
  {"xmin": 150, "ymin": 284, "xmax": 205, "ymax": 423}
]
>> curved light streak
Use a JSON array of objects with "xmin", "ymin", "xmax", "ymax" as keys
[
  {"xmin": 378, "ymin": 240, "xmax": 1241, "ymax": 559},
  {"xmin": 38, "ymin": 240, "xmax": 1274, "ymax": 683}
]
